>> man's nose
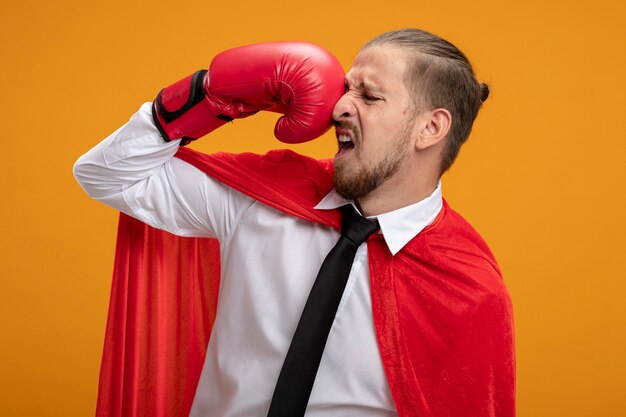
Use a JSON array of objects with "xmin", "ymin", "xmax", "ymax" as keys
[{"xmin": 332, "ymin": 93, "xmax": 356, "ymax": 121}]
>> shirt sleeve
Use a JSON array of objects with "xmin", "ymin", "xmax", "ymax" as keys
[{"xmin": 73, "ymin": 102, "xmax": 253, "ymax": 240}]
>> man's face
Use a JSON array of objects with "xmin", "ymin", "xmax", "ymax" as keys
[{"xmin": 332, "ymin": 45, "xmax": 417, "ymax": 201}]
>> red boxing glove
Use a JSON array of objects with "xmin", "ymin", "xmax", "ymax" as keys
[{"xmin": 153, "ymin": 42, "xmax": 345, "ymax": 145}]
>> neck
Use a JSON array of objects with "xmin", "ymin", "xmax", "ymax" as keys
[{"xmin": 357, "ymin": 167, "xmax": 440, "ymax": 217}]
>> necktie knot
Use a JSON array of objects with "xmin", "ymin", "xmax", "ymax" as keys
[{"xmin": 340, "ymin": 204, "xmax": 380, "ymax": 246}]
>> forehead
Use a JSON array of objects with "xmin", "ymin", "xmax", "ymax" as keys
[{"xmin": 346, "ymin": 45, "xmax": 411, "ymax": 91}]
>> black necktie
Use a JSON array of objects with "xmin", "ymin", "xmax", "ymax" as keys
[{"xmin": 267, "ymin": 204, "xmax": 380, "ymax": 417}]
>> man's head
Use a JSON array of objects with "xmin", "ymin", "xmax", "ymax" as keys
[{"xmin": 332, "ymin": 28, "xmax": 488, "ymax": 205}]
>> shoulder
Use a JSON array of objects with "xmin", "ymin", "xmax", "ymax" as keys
[
  {"xmin": 176, "ymin": 147, "xmax": 333, "ymax": 185},
  {"xmin": 400, "ymin": 199, "xmax": 506, "ymax": 301},
  {"xmin": 247, "ymin": 149, "xmax": 335, "ymax": 185},
  {"xmin": 427, "ymin": 199, "xmax": 501, "ymax": 272},
  {"xmin": 174, "ymin": 148, "xmax": 339, "ymax": 226}
]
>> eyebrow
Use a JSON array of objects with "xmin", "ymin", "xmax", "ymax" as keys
[{"xmin": 346, "ymin": 77, "xmax": 382, "ymax": 94}]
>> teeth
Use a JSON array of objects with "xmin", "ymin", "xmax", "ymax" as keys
[{"xmin": 338, "ymin": 135, "xmax": 351, "ymax": 143}]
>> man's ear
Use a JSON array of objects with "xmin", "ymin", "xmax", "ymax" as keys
[{"xmin": 414, "ymin": 108, "xmax": 451, "ymax": 151}]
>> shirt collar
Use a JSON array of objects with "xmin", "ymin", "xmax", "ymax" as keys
[{"xmin": 314, "ymin": 181, "xmax": 443, "ymax": 256}]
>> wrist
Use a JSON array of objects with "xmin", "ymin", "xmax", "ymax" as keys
[{"xmin": 152, "ymin": 70, "xmax": 232, "ymax": 145}]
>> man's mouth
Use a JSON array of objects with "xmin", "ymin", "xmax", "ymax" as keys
[
  {"xmin": 338, "ymin": 134, "xmax": 355, "ymax": 153},
  {"xmin": 336, "ymin": 127, "xmax": 356, "ymax": 157}
]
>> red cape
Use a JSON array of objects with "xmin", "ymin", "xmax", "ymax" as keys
[{"xmin": 97, "ymin": 147, "xmax": 515, "ymax": 417}]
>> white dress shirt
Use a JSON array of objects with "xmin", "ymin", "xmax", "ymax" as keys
[{"xmin": 74, "ymin": 103, "xmax": 443, "ymax": 417}]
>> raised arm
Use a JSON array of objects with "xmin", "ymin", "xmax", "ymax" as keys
[{"xmin": 74, "ymin": 42, "xmax": 345, "ymax": 238}]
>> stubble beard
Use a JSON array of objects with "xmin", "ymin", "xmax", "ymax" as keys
[{"xmin": 333, "ymin": 122, "xmax": 412, "ymax": 201}]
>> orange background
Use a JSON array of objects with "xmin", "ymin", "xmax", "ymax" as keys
[{"xmin": 1, "ymin": 0, "xmax": 624, "ymax": 416}]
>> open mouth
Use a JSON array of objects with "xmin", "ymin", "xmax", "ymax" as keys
[{"xmin": 338, "ymin": 134, "xmax": 355, "ymax": 152}]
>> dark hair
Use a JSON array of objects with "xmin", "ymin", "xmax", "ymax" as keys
[{"xmin": 364, "ymin": 29, "xmax": 489, "ymax": 174}]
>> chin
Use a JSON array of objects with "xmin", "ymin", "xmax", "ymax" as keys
[{"xmin": 333, "ymin": 165, "xmax": 373, "ymax": 201}]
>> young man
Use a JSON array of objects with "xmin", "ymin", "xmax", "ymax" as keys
[{"xmin": 75, "ymin": 29, "xmax": 514, "ymax": 417}]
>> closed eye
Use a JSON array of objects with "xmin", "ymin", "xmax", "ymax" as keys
[{"xmin": 362, "ymin": 94, "xmax": 381, "ymax": 103}]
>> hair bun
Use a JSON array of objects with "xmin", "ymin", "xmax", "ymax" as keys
[{"xmin": 479, "ymin": 83, "xmax": 490, "ymax": 102}]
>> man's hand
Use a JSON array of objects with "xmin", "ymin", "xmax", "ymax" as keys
[{"xmin": 152, "ymin": 42, "xmax": 345, "ymax": 145}]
